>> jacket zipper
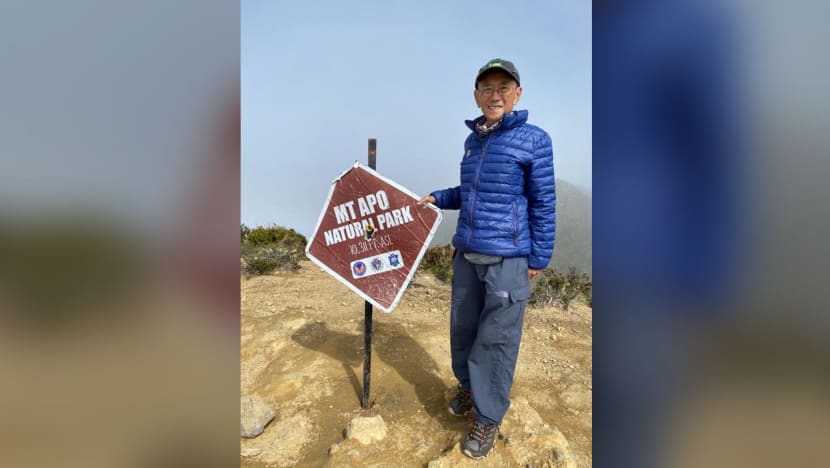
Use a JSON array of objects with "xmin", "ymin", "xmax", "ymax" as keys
[
  {"xmin": 513, "ymin": 201, "xmax": 518, "ymax": 246},
  {"xmin": 467, "ymin": 134, "xmax": 493, "ymax": 249}
]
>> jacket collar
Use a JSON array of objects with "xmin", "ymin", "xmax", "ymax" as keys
[{"xmin": 465, "ymin": 109, "xmax": 528, "ymax": 132}]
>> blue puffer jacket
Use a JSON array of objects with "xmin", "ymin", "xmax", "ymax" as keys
[{"xmin": 431, "ymin": 110, "xmax": 556, "ymax": 270}]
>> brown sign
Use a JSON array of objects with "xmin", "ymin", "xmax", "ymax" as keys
[{"xmin": 305, "ymin": 163, "xmax": 442, "ymax": 312}]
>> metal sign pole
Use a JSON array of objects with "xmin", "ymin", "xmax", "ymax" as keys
[{"xmin": 362, "ymin": 138, "xmax": 376, "ymax": 409}]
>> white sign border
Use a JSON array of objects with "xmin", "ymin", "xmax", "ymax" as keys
[{"xmin": 305, "ymin": 161, "xmax": 443, "ymax": 313}]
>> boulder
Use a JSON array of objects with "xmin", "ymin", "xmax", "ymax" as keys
[
  {"xmin": 240, "ymin": 394, "xmax": 276, "ymax": 438},
  {"xmin": 345, "ymin": 415, "xmax": 389, "ymax": 445},
  {"xmin": 427, "ymin": 397, "xmax": 575, "ymax": 467}
]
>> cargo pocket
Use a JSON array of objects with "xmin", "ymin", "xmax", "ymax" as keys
[
  {"xmin": 509, "ymin": 286, "xmax": 531, "ymax": 304},
  {"xmin": 491, "ymin": 285, "xmax": 531, "ymax": 338}
]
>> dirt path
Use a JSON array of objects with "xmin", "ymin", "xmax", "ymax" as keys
[{"xmin": 241, "ymin": 261, "xmax": 592, "ymax": 467}]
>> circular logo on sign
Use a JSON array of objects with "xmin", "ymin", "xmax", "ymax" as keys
[
  {"xmin": 371, "ymin": 258, "xmax": 383, "ymax": 271},
  {"xmin": 353, "ymin": 261, "xmax": 367, "ymax": 276}
]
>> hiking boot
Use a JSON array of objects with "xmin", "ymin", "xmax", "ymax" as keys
[
  {"xmin": 447, "ymin": 385, "xmax": 473, "ymax": 416},
  {"xmin": 462, "ymin": 419, "xmax": 498, "ymax": 459}
]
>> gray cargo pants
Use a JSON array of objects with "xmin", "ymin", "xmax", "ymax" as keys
[{"xmin": 450, "ymin": 252, "xmax": 531, "ymax": 425}]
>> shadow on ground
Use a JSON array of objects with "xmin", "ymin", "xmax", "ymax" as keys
[{"xmin": 291, "ymin": 320, "xmax": 457, "ymax": 429}]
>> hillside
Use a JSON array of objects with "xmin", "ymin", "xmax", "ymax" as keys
[
  {"xmin": 429, "ymin": 179, "xmax": 592, "ymax": 275},
  {"xmin": 240, "ymin": 261, "xmax": 592, "ymax": 467}
]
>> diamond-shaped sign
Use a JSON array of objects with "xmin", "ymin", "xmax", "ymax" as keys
[{"xmin": 305, "ymin": 163, "xmax": 442, "ymax": 312}]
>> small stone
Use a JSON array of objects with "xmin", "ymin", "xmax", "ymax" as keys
[
  {"xmin": 282, "ymin": 318, "xmax": 307, "ymax": 331},
  {"xmin": 241, "ymin": 447, "xmax": 261, "ymax": 457},
  {"xmin": 241, "ymin": 394, "xmax": 276, "ymax": 438},
  {"xmin": 345, "ymin": 415, "xmax": 389, "ymax": 445}
]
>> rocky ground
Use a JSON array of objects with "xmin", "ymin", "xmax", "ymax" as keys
[{"xmin": 241, "ymin": 260, "xmax": 592, "ymax": 467}]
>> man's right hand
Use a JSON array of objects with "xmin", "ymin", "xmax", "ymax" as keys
[{"xmin": 417, "ymin": 195, "xmax": 436, "ymax": 205}]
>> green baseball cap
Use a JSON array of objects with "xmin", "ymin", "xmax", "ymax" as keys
[{"xmin": 475, "ymin": 58, "xmax": 520, "ymax": 86}]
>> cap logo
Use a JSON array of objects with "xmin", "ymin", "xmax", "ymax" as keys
[{"xmin": 489, "ymin": 62, "xmax": 502, "ymax": 67}]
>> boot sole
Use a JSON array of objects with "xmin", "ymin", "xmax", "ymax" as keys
[
  {"xmin": 448, "ymin": 407, "xmax": 472, "ymax": 417},
  {"xmin": 462, "ymin": 446, "xmax": 494, "ymax": 459}
]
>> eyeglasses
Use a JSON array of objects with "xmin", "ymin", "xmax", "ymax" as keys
[{"xmin": 477, "ymin": 85, "xmax": 516, "ymax": 96}]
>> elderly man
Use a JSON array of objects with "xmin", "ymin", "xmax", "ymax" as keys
[{"xmin": 419, "ymin": 58, "xmax": 556, "ymax": 459}]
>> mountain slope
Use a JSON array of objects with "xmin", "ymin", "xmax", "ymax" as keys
[{"xmin": 240, "ymin": 263, "xmax": 592, "ymax": 466}]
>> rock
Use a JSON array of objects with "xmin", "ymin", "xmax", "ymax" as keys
[
  {"xmin": 345, "ymin": 415, "xmax": 388, "ymax": 445},
  {"xmin": 426, "ymin": 398, "xmax": 575, "ymax": 467},
  {"xmin": 240, "ymin": 447, "xmax": 261, "ymax": 457},
  {"xmin": 240, "ymin": 394, "xmax": 276, "ymax": 438},
  {"xmin": 502, "ymin": 397, "xmax": 576, "ymax": 468},
  {"xmin": 282, "ymin": 318, "xmax": 307, "ymax": 331}
]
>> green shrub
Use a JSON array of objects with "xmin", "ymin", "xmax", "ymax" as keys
[
  {"xmin": 241, "ymin": 224, "xmax": 306, "ymax": 275},
  {"xmin": 244, "ymin": 225, "xmax": 306, "ymax": 250},
  {"xmin": 530, "ymin": 267, "xmax": 592, "ymax": 310},
  {"xmin": 419, "ymin": 245, "xmax": 454, "ymax": 282},
  {"xmin": 241, "ymin": 245, "xmax": 303, "ymax": 275}
]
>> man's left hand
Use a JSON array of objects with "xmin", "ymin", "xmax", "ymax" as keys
[{"xmin": 529, "ymin": 269, "xmax": 542, "ymax": 279}]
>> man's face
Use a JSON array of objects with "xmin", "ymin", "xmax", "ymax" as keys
[{"xmin": 474, "ymin": 71, "xmax": 522, "ymax": 123}]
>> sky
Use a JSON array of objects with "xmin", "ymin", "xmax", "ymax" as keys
[{"xmin": 242, "ymin": 0, "xmax": 591, "ymax": 236}]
